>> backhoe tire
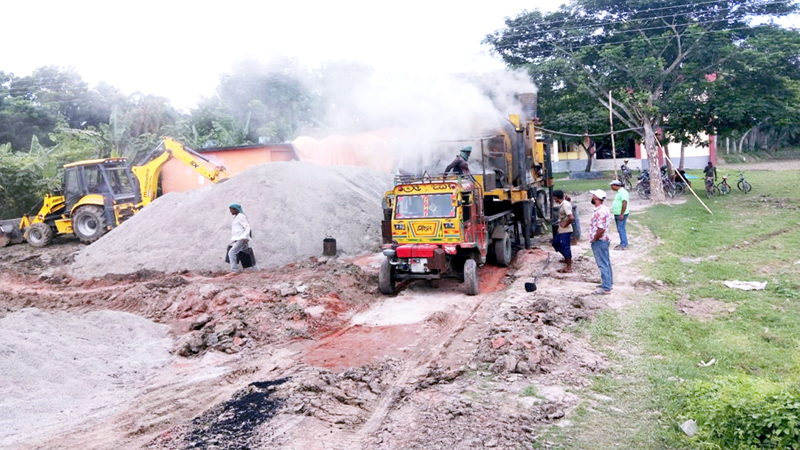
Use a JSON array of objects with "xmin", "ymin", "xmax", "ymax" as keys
[
  {"xmin": 25, "ymin": 223, "xmax": 54, "ymax": 248},
  {"xmin": 378, "ymin": 259, "xmax": 396, "ymax": 295},
  {"xmin": 464, "ymin": 258, "xmax": 479, "ymax": 296},
  {"xmin": 72, "ymin": 205, "xmax": 108, "ymax": 244},
  {"xmin": 494, "ymin": 232, "xmax": 512, "ymax": 267}
]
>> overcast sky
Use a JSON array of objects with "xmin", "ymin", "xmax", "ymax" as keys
[{"xmin": 3, "ymin": 0, "xmax": 564, "ymax": 110}]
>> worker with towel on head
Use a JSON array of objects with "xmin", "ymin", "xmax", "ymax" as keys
[
  {"xmin": 444, "ymin": 146, "xmax": 472, "ymax": 175},
  {"xmin": 227, "ymin": 203, "xmax": 258, "ymax": 273}
]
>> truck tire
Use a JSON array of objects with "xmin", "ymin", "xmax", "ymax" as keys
[
  {"xmin": 378, "ymin": 259, "xmax": 396, "ymax": 295},
  {"xmin": 25, "ymin": 223, "xmax": 54, "ymax": 248},
  {"xmin": 72, "ymin": 205, "xmax": 108, "ymax": 244},
  {"xmin": 464, "ymin": 258, "xmax": 479, "ymax": 296},
  {"xmin": 494, "ymin": 232, "xmax": 512, "ymax": 267}
]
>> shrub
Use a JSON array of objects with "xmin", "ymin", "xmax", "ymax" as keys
[{"xmin": 680, "ymin": 374, "xmax": 800, "ymax": 449}]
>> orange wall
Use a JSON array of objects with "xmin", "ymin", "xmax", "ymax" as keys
[{"xmin": 160, "ymin": 146, "xmax": 296, "ymax": 193}]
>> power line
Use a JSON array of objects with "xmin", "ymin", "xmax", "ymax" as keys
[
  {"xmin": 494, "ymin": 16, "xmax": 756, "ymax": 44},
  {"xmin": 539, "ymin": 126, "xmax": 643, "ymax": 137},
  {"xmin": 491, "ymin": 25, "xmax": 767, "ymax": 53},
  {"xmin": 492, "ymin": 0, "xmax": 794, "ymax": 36}
]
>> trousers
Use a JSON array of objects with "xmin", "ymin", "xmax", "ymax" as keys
[
  {"xmin": 615, "ymin": 214, "xmax": 629, "ymax": 248},
  {"xmin": 591, "ymin": 240, "xmax": 613, "ymax": 291}
]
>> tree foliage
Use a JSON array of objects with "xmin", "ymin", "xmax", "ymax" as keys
[{"xmin": 486, "ymin": 0, "xmax": 799, "ymax": 202}]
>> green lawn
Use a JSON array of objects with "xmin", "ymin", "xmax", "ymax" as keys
[{"xmin": 550, "ymin": 167, "xmax": 800, "ymax": 449}]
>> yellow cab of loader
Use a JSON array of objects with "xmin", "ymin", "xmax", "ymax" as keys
[
  {"xmin": 4, "ymin": 137, "xmax": 229, "ymax": 248},
  {"xmin": 21, "ymin": 158, "xmax": 140, "ymax": 247}
]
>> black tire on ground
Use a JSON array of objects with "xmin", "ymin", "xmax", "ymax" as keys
[
  {"xmin": 494, "ymin": 232, "xmax": 512, "ymax": 267},
  {"xmin": 24, "ymin": 222, "xmax": 54, "ymax": 248},
  {"xmin": 464, "ymin": 258, "xmax": 479, "ymax": 296},
  {"xmin": 719, "ymin": 183, "xmax": 731, "ymax": 195},
  {"xmin": 623, "ymin": 178, "xmax": 632, "ymax": 190},
  {"xmin": 72, "ymin": 205, "xmax": 108, "ymax": 244},
  {"xmin": 378, "ymin": 258, "xmax": 396, "ymax": 295}
]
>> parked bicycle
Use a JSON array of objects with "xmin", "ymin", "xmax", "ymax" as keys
[
  {"xmin": 737, "ymin": 171, "xmax": 752, "ymax": 193},
  {"xmin": 717, "ymin": 175, "xmax": 732, "ymax": 195},
  {"xmin": 705, "ymin": 175, "xmax": 719, "ymax": 198},
  {"xmin": 620, "ymin": 162, "xmax": 633, "ymax": 190}
]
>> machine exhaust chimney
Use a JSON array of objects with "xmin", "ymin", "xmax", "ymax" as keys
[{"xmin": 519, "ymin": 93, "xmax": 538, "ymax": 122}]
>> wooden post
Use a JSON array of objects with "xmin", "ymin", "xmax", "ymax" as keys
[
  {"xmin": 656, "ymin": 141, "xmax": 714, "ymax": 215},
  {"xmin": 609, "ymin": 91, "xmax": 618, "ymax": 179}
]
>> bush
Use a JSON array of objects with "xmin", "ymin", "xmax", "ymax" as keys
[{"xmin": 680, "ymin": 374, "xmax": 800, "ymax": 449}]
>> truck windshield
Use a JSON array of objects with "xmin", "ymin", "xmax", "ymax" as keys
[{"xmin": 395, "ymin": 194, "xmax": 455, "ymax": 219}]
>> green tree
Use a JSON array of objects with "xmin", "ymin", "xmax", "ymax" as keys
[{"xmin": 486, "ymin": 0, "xmax": 798, "ymax": 202}]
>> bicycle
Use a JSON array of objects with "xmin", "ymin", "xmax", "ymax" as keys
[
  {"xmin": 737, "ymin": 171, "xmax": 752, "ymax": 193},
  {"xmin": 620, "ymin": 164, "xmax": 633, "ymax": 190},
  {"xmin": 705, "ymin": 176, "xmax": 719, "ymax": 198},
  {"xmin": 717, "ymin": 175, "xmax": 732, "ymax": 195}
]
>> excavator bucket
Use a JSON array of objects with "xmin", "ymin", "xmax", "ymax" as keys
[{"xmin": 0, "ymin": 219, "xmax": 24, "ymax": 247}]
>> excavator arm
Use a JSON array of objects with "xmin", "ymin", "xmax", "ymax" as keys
[{"xmin": 130, "ymin": 137, "xmax": 230, "ymax": 206}]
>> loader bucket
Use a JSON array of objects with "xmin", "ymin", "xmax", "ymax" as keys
[{"xmin": 0, "ymin": 219, "xmax": 24, "ymax": 247}]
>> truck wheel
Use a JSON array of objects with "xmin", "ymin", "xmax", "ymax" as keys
[
  {"xmin": 72, "ymin": 205, "xmax": 108, "ymax": 244},
  {"xmin": 464, "ymin": 258, "xmax": 479, "ymax": 296},
  {"xmin": 378, "ymin": 259, "xmax": 396, "ymax": 295},
  {"xmin": 24, "ymin": 223, "xmax": 54, "ymax": 248},
  {"xmin": 522, "ymin": 201, "xmax": 532, "ymax": 249},
  {"xmin": 494, "ymin": 232, "xmax": 512, "ymax": 267}
]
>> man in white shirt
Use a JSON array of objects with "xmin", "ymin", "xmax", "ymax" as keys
[{"xmin": 228, "ymin": 203, "xmax": 254, "ymax": 272}]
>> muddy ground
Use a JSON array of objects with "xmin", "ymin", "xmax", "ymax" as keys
[{"xmin": 0, "ymin": 194, "xmax": 647, "ymax": 450}]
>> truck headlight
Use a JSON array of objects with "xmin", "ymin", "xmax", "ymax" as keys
[
  {"xmin": 394, "ymin": 223, "xmax": 405, "ymax": 230},
  {"xmin": 444, "ymin": 222, "xmax": 455, "ymax": 229}
]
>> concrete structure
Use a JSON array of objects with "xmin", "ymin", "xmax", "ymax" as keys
[{"xmin": 160, "ymin": 144, "xmax": 297, "ymax": 193}]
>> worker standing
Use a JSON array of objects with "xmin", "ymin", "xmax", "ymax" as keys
[
  {"xmin": 609, "ymin": 180, "xmax": 629, "ymax": 250},
  {"xmin": 228, "ymin": 203, "xmax": 256, "ymax": 273},
  {"xmin": 444, "ymin": 146, "xmax": 472, "ymax": 175}
]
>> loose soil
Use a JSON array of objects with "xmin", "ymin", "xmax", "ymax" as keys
[{"xmin": 1, "ymin": 188, "xmax": 649, "ymax": 450}]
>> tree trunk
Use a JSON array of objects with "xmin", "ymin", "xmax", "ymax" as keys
[
  {"xmin": 583, "ymin": 143, "xmax": 594, "ymax": 172},
  {"xmin": 679, "ymin": 142, "xmax": 686, "ymax": 170},
  {"xmin": 643, "ymin": 119, "xmax": 666, "ymax": 203}
]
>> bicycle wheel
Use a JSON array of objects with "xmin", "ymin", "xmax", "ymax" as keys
[
  {"xmin": 738, "ymin": 180, "xmax": 752, "ymax": 193},
  {"xmin": 719, "ymin": 182, "xmax": 731, "ymax": 195},
  {"xmin": 675, "ymin": 183, "xmax": 685, "ymax": 196},
  {"xmin": 623, "ymin": 177, "xmax": 632, "ymax": 190}
]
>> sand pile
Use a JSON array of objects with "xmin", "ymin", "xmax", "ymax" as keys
[
  {"xmin": 70, "ymin": 161, "xmax": 392, "ymax": 278},
  {"xmin": 0, "ymin": 308, "xmax": 172, "ymax": 448}
]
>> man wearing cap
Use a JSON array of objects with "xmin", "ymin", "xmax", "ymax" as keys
[
  {"xmin": 589, "ymin": 189, "xmax": 613, "ymax": 295},
  {"xmin": 444, "ymin": 146, "xmax": 472, "ymax": 176},
  {"xmin": 228, "ymin": 203, "xmax": 255, "ymax": 273},
  {"xmin": 610, "ymin": 180, "xmax": 629, "ymax": 250}
]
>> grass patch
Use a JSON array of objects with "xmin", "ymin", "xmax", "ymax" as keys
[
  {"xmin": 633, "ymin": 168, "xmax": 800, "ymax": 449},
  {"xmin": 551, "ymin": 167, "xmax": 800, "ymax": 449}
]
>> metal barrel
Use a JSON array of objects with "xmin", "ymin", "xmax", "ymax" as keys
[{"xmin": 323, "ymin": 237, "xmax": 337, "ymax": 256}]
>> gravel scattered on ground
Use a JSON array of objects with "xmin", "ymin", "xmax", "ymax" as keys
[{"xmin": 0, "ymin": 308, "xmax": 172, "ymax": 448}]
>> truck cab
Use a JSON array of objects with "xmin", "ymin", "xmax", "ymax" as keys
[{"xmin": 380, "ymin": 174, "xmax": 487, "ymax": 295}]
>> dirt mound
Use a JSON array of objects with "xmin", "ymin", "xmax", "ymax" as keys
[{"xmin": 69, "ymin": 162, "xmax": 392, "ymax": 278}]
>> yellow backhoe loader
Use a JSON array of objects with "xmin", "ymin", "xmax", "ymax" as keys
[{"xmin": 0, "ymin": 137, "xmax": 229, "ymax": 248}]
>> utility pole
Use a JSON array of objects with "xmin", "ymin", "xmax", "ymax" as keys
[{"xmin": 609, "ymin": 91, "xmax": 618, "ymax": 179}]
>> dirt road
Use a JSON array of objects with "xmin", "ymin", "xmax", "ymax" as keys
[{"xmin": 1, "ymin": 194, "xmax": 646, "ymax": 450}]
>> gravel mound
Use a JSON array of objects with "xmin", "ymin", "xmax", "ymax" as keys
[
  {"xmin": 0, "ymin": 308, "xmax": 172, "ymax": 448},
  {"xmin": 70, "ymin": 161, "xmax": 392, "ymax": 278}
]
